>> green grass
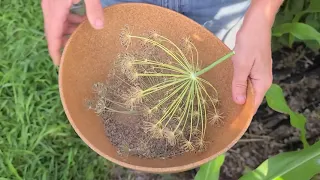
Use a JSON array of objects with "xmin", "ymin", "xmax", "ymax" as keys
[{"xmin": 0, "ymin": 0, "xmax": 113, "ymax": 179}]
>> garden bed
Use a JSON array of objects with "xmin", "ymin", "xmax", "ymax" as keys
[{"xmin": 109, "ymin": 44, "xmax": 320, "ymax": 180}]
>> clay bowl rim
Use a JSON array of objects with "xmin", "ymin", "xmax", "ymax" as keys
[{"xmin": 59, "ymin": 2, "xmax": 255, "ymax": 173}]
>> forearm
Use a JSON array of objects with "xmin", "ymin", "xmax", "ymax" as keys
[{"xmin": 244, "ymin": 0, "xmax": 284, "ymax": 28}]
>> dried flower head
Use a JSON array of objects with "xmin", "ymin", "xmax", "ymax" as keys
[
  {"xmin": 164, "ymin": 129, "xmax": 177, "ymax": 146},
  {"xmin": 94, "ymin": 97, "xmax": 107, "ymax": 115},
  {"xmin": 87, "ymin": 25, "xmax": 235, "ymax": 157},
  {"xmin": 180, "ymin": 139, "xmax": 194, "ymax": 152},
  {"xmin": 119, "ymin": 53, "xmax": 135, "ymax": 73},
  {"xmin": 182, "ymin": 36, "xmax": 193, "ymax": 51},
  {"xmin": 195, "ymin": 137, "xmax": 207, "ymax": 151},
  {"xmin": 208, "ymin": 110, "xmax": 224, "ymax": 126},
  {"xmin": 142, "ymin": 121, "xmax": 164, "ymax": 138},
  {"xmin": 92, "ymin": 82, "xmax": 107, "ymax": 96},
  {"xmin": 119, "ymin": 25, "xmax": 133, "ymax": 48}
]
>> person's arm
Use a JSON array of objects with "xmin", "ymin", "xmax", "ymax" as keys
[
  {"xmin": 41, "ymin": 0, "xmax": 104, "ymax": 65},
  {"xmin": 231, "ymin": 0, "xmax": 284, "ymax": 112},
  {"xmin": 245, "ymin": 0, "xmax": 284, "ymax": 28}
]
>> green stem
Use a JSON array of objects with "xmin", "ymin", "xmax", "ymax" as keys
[{"xmin": 195, "ymin": 51, "xmax": 235, "ymax": 77}]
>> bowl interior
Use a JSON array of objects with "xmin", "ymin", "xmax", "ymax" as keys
[{"xmin": 59, "ymin": 3, "xmax": 254, "ymax": 173}]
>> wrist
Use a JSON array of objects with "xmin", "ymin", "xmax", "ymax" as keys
[{"xmin": 244, "ymin": 0, "xmax": 284, "ymax": 28}]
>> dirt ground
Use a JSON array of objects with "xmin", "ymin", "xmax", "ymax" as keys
[{"xmin": 109, "ymin": 44, "xmax": 320, "ymax": 180}]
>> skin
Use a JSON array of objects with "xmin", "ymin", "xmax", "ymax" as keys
[
  {"xmin": 41, "ymin": 0, "xmax": 283, "ymax": 113},
  {"xmin": 232, "ymin": 0, "xmax": 284, "ymax": 112}
]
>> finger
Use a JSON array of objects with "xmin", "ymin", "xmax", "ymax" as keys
[
  {"xmin": 45, "ymin": 19, "xmax": 64, "ymax": 66},
  {"xmin": 41, "ymin": 0, "xmax": 71, "ymax": 66},
  {"xmin": 72, "ymin": 0, "xmax": 81, "ymax": 4},
  {"xmin": 84, "ymin": 0, "xmax": 104, "ymax": 29},
  {"xmin": 249, "ymin": 55, "xmax": 273, "ymax": 113},
  {"xmin": 64, "ymin": 24, "xmax": 78, "ymax": 35},
  {"xmin": 231, "ymin": 53, "xmax": 252, "ymax": 105},
  {"xmin": 47, "ymin": 35, "xmax": 62, "ymax": 66},
  {"xmin": 251, "ymin": 78, "xmax": 272, "ymax": 113},
  {"xmin": 62, "ymin": 36, "xmax": 70, "ymax": 47},
  {"xmin": 67, "ymin": 13, "xmax": 86, "ymax": 24}
]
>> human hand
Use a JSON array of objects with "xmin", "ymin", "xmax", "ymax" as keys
[
  {"xmin": 231, "ymin": 1, "xmax": 277, "ymax": 113},
  {"xmin": 41, "ymin": 0, "xmax": 104, "ymax": 65}
]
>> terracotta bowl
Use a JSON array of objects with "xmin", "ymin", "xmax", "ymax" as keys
[{"xmin": 59, "ymin": 3, "xmax": 254, "ymax": 174}]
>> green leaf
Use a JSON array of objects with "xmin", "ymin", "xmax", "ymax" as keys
[
  {"xmin": 289, "ymin": 112, "xmax": 309, "ymax": 148},
  {"xmin": 289, "ymin": 1, "xmax": 320, "ymax": 47},
  {"xmin": 306, "ymin": 14, "xmax": 320, "ymax": 30},
  {"xmin": 265, "ymin": 84, "xmax": 291, "ymax": 114},
  {"xmin": 293, "ymin": 0, "xmax": 320, "ymax": 22},
  {"xmin": 305, "ymin": 40, "xmax": 320, "ymax": 53},
  {"xmin": 308, "ymin": 0, "xmax": 320, "ymax": 12},
  {"xmin": 239, "ymin": 141, "xmax": 320, "ymax": 180},
  {"xmin": 283, "ymin": 0, "xmax": 291, "ymax": 14},
  {"xmin": 273, "ymin": 12, "xmax": 294, "ymax": 27},
  {"xmin": 288, "ymin": 35, "xmax": 295, "ymax": 48},
  {"xmin": 288, "ymin": 0, "xmax": 305, "ymax": 14},
  {"xmin": 195, "ymin": 154, "xmax": 225, "ymax": 180},
  {"xmin": 272, "ymin": 23, "xmax": 320, "ymax": 45},
  {"xmin": 265, "ymin": 84, "xmax": 309, "ymax": 147}
]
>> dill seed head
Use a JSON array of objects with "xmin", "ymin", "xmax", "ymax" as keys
[
  {"xmin": 193, "ymin": 110, "xmax": 200, "ymax": 117},
  {"xmin": 154, "ymin": 127, "xmax": 165, "ymax": 139},
  {"xmin": 190, "ymin": 127, "xmax": 202, "ymax": 138},
  {"xmin": 180, "ymin": 139, "xmax": 194, "ymax": 152},
  {"xmin": 201, "ymin": 97, "xmax": 207, "ymax": 104},
  {"xmin": 94, "ymin": 98, "xmax": 107, "ymax": 115},
  {"xmin": 164, "ymin": 129, "xmax": 177, "ymax": 146},
  {"xmin": 142, "ymin": 121, "xmax": 165, "ymax": 139},
  {"xmin": 213, "ymin": 98, "xmax": 220, "ymax": 105},
  {"xmin": 119, "ymin": 25, "xmax": 132, "ymax": 48},
  {"xmin": 141, "ymin": 106, "xmax": 153, "ymax": 118},
  {"xmin": 125, "ymin": 69, "xmax": 139, "ymax": 82},
  {"xmin": 146, "ymin": 30, "xmax": 161, "ymax": 41},
  {"xmin": 176, "ymin": 129, "xmax": 184, "ymax": 138},
  {"xmin": 181, "ymin": 36, "xmax": 193, "ymax": 52},
  {"xmin": 131, "ymin": 87, "xmax": 143, "ymax": 103},
  {"xmin": 92, "ymin": 82, "xmax": 107, "ymax": 95},
  {"xmin": 119, "ymin": 53, "xmax": 135, "ymax": 74},
  {"xmin": 122, "ymin": 86, "xmax": 143, "ymax": 109},
  {"xmin": 195, "ymin": 137, "xmax": 207, "ymax": 151},
  {"xmin": 142, "ymin": 121, "xmax": 157, "ymax": 133},
  {"xmin": 209, "ymin": 110, "xmax": 224, "ymax": 126}
]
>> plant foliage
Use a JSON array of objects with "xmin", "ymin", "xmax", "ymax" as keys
[
  {"xmin": 239, "ymin": 141, "xmax": 320, "ymax": 180},
  {"xmin": 271, "ymin": 0, "xmax": 320, "ymax": 52},
  {"xmin": 195, "ymin": 154, "xmax": 225, "ymax": 180},
  {"xmin": 265, "ymin": 84, "xmax": 309, "ymax": 148}
]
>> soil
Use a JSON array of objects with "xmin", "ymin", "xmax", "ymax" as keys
[{"xmin": 107, "ymin": 43, "xmax": 320, "ymax": 179}]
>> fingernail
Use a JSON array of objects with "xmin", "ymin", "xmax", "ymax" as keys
[
  {"xmin": 95, "ymin": 18, "xmax": 104, "ymax": 29},
  {"xmin": 236, "ymin": 95, "xmax": 246, "ymax": 104}
]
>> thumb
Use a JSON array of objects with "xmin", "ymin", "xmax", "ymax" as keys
[
  {"xmin": 84, "ymin": 0, "xmax": 104, "ymax": 29},
  {"xmin": 231, "ymin": 58, "xmax": 251, "ymax": 105}
]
